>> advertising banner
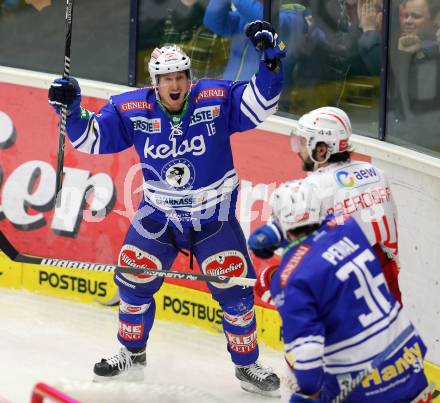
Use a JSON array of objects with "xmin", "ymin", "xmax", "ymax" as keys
[
  {"xmin": 0, "ymin": 253, "xmax": 22, "ymax": 289},
  {"xmin": 0, "ymin": 81, "xmax": 302, "ymax": 300}
]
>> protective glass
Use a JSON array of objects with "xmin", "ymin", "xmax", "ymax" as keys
[{"xmin": 290, "ymin": 128, "xmax": 306, "ymax": 153}]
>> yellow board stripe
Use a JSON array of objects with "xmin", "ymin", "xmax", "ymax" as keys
[{"xmin": 1, "ymin": 253, "xmax": 439, "ymax": 396}]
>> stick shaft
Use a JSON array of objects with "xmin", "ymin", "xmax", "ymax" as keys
[
  {"xmin": 0, "ymin": 231, "xmax": 256, "ymax": 287},
  {"xmin": 55, "ymin": 0, "xmax": 75, "ymax": 207}
]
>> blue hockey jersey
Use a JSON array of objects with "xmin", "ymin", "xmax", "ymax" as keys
[
  {"xmin": 64, "ymin": 61, "xmax": 282, "ymax": 228},
  {"xmin": 271, "ymin": 216, "xmax": 428, "ymax": 402}
]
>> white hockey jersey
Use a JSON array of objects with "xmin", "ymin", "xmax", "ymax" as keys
[{"xmin": 288, "ymin": 161, "xmax": 398, "ymax": 261}]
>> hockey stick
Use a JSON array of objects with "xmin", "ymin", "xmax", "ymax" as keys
[
  {"xmin": 0, "ymin": 231, "xmax": 256, "ymax": 287},
  {"xmin": 410, "ymin": 383, "xmax": 435, "ymax": 403},
  {"xmin": 54, "ymin": 0, "xmax": 75, "ymax": 208},
  {"xmin": 263, "ymin": 0, "xmax": 271, "ymax": 23},
  {"xmin": 332, "ymin": 323, "xmax": 415, "ymax": 403}
]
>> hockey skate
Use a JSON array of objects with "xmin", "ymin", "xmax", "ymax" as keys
[
  {"xmin": 235, "ymin": 361, "xmax": 280, "ymax": 397},
  {"xmin": 93, "ymin": 347, "xmax": 146, "ymax": 382}
]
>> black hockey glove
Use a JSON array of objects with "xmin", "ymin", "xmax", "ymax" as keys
[
  {"xmin": 251, "ymin": 246, "xmax": 277, "ymax": 260},
  {"xmin": 48, "ymin": 77, "xmax": 81, "ymax": 115},
  {"xmin": 245, "ymin": 20, "xmax": 286, "ymax": 70}
]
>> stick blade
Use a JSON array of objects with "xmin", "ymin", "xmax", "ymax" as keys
[{"xmin": 0, "ymin": 231, "xmax": 19, "ymax": 260}]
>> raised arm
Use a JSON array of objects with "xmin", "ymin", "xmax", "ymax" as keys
[
  {"xmin": 48, "ymin": 77, "xmax": 133, "ymax": 154},
  {"xmin": 228, "ymin": 21, "xmax": 286, "ymax": 133}
]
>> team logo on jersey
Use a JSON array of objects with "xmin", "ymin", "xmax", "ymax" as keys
[
  {"xmin": 189, "ymin": 105, "xmax": 221, "ymax": 126},
  {"xmin": 335, "ymin": 164, "xmax": 380, "ymax": 189},
  {"xmin": 202, "ymin": 250, "xmax": 247, "ymax": 289},
  {"xmin": 195, "ymin": 88, "xmax": 226, "ymax": 103},
  {"xmin": 120, "ymin": 100, "xmax": 153, "ymax": 112},
  {"xmin": 144, "ymin": 134, "xmax": 206, "ymax": 159},
  {"xmin": 118, "ymin": 244, "xmax": 162, "ymax": 284},
  {"xmin": 335, "ymin": 171, "xmax": 355, "ymax": 188},
  {"xmin": 79, "ymin": 107, "xmax": 92, "ymax": 120},
  {"xmin": 131, "ymin": 117, "xmax": 161, "ymax": 133},
  {"xmin": 361, "ymin": 340, "xmax": 423, "ymax": 388},
  {"xmin": 161, "ymin": 158, "xmax": 195, "ymax": 189}
]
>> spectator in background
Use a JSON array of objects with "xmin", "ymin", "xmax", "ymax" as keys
[
  {"xmin": 307, "ymin": 0, "xmax": 363, "ymax": 80},
  {"xmin": 289, "ymin": 0, "xmax": 374, "ymax": 117},
  {"xmin": 138, "ymin": 0, "xmax": 207, "ymax": 50},
  {"xmin": 137, "ymin": 0, "xmax": 229, "ymax": 82},
  {"xmin": 398, "ymin": 0, "xmax": 440, "ymax": 57},
  {"xmin": 203, "ymin": 0, "xmax": 325, "ymax": 110},
  {"xmin": 283, "ymin": 3, "xmax": 326, "ymax": 102},
  {"xmin": 357, "ymin": 0, "xmax": 383, "ymax": 75},
  {"xmin": 203, "ymin": 0, "xmax": 263, "ymax": 81},
  {"xmin": 1, "ymin": 0, "xmax": 51, "ymax": 16},
  {"xmin": 25, "ymin": 0, "xmax": 51, "ymax": 11},
  {"xmin": 0, "ymin": 0, "xmax": 20, "ymax": 16},
  {"xmin": 387, "ymin": 0, "xmax": 440, "ymax": 151}
]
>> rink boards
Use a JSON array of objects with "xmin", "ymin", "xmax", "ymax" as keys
[
  {"xmin": 1, "ymin": 71, "xmax": 440, "ymax": 398},
  {"xmin": 1, "ymin": 253, "xmax": 439, "ymax": 398},
  {"xmin": 0, "ymin": 253, "xmax": 282, "ymax": 349}
]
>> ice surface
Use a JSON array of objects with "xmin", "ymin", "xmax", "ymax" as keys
[{"xmin": 0, "ymin": 289, "xmax": 284, "ymax": 403}]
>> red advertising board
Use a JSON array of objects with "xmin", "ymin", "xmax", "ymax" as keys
[{"xmin": 0, "ymin": 81, "xmax": 368, "ymax": 304}]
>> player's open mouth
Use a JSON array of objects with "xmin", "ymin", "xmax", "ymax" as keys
[{"xmin": 170, "ymin": 93, "xmax": 180, "ymax": 101}]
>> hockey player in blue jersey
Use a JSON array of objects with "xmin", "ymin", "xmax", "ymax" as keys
[
  {"xmin": 252, "ymin": 180, "xmax": 432, "ymax": 402},
  {"xmin": 48, "ymin": 21, "xmax": 285, "ymax": 395}
]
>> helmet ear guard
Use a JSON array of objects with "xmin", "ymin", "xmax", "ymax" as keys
[{"xmin": 148, "ymin": 44, "xmax": 192, "ymax": 87}]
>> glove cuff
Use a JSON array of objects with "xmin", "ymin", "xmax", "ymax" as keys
[{"xmin": 267, "ymin": 221, "xmax": 283, "ymax": 243}]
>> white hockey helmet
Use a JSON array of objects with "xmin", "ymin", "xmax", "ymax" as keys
[
  {"xmin": 270, "ymin": 180, "xmax": 321, "ymax": 239},
  {"xmin": 148, "ymin": 44, "xmax": 192, "ymax": 86},
  {"xmin": 291, "ymin": 107, "xmax": 352, "ymax": 162}
]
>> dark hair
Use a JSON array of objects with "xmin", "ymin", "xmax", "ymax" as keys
[
  {"xmin": 328, "ymin": 150, "xmax": 352, "ymax": 163},
  {"xmin": 287, "ymin": 223, "xmax": 320, "ymax": 239},
  {"xmin": 313, "ymin": 142, "xmax": 352, "ymax": 164}
]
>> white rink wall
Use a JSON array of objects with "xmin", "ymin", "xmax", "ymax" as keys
[
  {"xmin": 367, "ymin": 153, "xmax": 440, "ymax": 363},
  {"xmin": 1, "ymin": 66, "xmax": 440, "ymax": 364}
]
